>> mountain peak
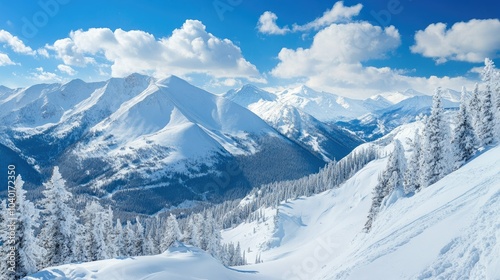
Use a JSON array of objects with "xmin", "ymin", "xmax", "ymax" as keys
[{"xmin": 224, "ymin": 84, "xmax": 276, "ymax": 107}]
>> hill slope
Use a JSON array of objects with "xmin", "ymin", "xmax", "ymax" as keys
[{"xmin": 222, "ymin": 128, "xmax": 499, "ymax": 279}]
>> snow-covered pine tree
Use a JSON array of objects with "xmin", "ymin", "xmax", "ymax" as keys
[
  {"xmin": 469, "ymin": 83, "xmax": 482, "ymax": 139},
  {"xmin": 203, "ymin": 212, "xmax": 222, "ymax": 259},
  {"xmin": 452, "ymin": 87, "xmax": 478, "ymax": 169},
  {"xmin": 188, "ymin": 213, "xmax": 204, "ymax": 249},
  {"xmin": 82, "ymin": 201, "xmax": 110, "ymax": 261},
  {"xmin": 404, "ymin": 130, "xmax": 422, "ymax": 194},
  {"xmin": 421, "ymin": 88, "xmax": 450, "ymax": 187},
  {"xmin": 483, "ymin": 58, "xmax": 500, "ymax": 113},
  {"xmin": 104, "ymin": 207, "xmax": 117, "ymax": 258},
  {"xmin": 114, "ymin": 219, "xmax": 125, "ymax": 257},
  {"xmin": 134, "ymin": 216, "xmax": 146, "ymax": 256},
  {"xmin": 160, "ymin": 213, "xmax": 181, "ymax": 252},
  {"xmin": 145, "ymin": 216, "xmax": 161, "ymax": 255},
  {"xmin": 123, "ymin": 220, "xmax": 137, "ymax": 256},
  {"xmin": 38, "ymin": 167, "xmax": 80, "ymax": 267},
  {"xmin": 365, "ymin": 140, "xmax": 406, "ymax": 231},
  {"xmin": 12, "ymin": 175, "xmax": 44, "ymax": 277},
  {"xmin": 479, "ymin": 59, "xmax": 496, "ymax": 145}
]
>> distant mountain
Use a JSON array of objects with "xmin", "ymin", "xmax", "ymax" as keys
[
  {"xmin": 224, "ymin": 85, "xmax": 363, "ymax": 161},
  {"xmin": 372, "ymin": 88, "xmax": 425, "ymax": 104},
  {"xmin": 276, "ymin": 85, "xmax": 371, "ymax": 122},
  {"xmin": 0, "ymin": 75, "xmax": 325, "ymax": 214},
  {"xmin": 337, "ymin": 95, "xmax": 460, "ymax": 141}
]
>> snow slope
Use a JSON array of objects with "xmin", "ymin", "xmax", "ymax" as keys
[
  {"xmin": 26, "ymin": 243, "xmax": 277, "ymax": 280},
  {"xmin": 222, "ymin": 124, "xmax": 499, "ymax": 279}
]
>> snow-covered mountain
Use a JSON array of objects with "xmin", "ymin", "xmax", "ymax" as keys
[
  {"xmin": 372, "ymin": 88, "xmax": 425, "ymax": 104},
  {"xmin": 221, "ymin": 123, "xmax": 500, "ymax": 280},
  {"xmin": 337, "ymin": 94, "xmax": 460, "ymax": 141},
  {"xmin": 224, "ymin": 85, "xmax": 363, "ymax": 161},
  {"xmin": 276, "ymin": 85, "xmax": 371, "ymax": 122},
  {"xmin": 224, "ymin": 84, "xmax": 459, "ymax": 144},
  {"xmin": 0, "ymin": 74, "xmax": 326, "ymax": 214}
]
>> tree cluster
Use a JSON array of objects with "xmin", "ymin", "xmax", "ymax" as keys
[{"xmin": 365, "ymin": 58, "xmax": 499, "ymax": 231}]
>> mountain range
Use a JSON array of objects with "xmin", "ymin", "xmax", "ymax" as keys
[{"xmin": 0, "ymin": 75, "xmax": 459, "ymax": 214}]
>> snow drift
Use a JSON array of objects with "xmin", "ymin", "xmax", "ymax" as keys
[{"xmin": 26, "ymin": 243, "xmax": 276, "ymax": 280}]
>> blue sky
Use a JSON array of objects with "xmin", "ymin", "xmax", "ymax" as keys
[{"xmin": 0, "ymin": 0, "xmax": 499, "ymax": 98}]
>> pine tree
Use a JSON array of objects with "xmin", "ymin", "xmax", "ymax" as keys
[
  {"xmin": 479, "ymin": 60, "xmax": 495, "ymax": 145},
  {"xmin": 134, "ymin": 216, "xmax": 146, "ymax": 256},
  {"xmin": 452, "ymin": 88, "xmax": 478, "ymax": 168},
  {"xmin": 365, "ymin": 140, "xmax": 406, "ymax": 231},
  {"xmin": 82, "ymin": 201, "xmax": 110, "ymax": 261},
  {"xmin": 124, "ymin": 220, "xmax": 137, "ymax": 256},
  {"xmin": 204, "ymin": 213, "xmax": 222, "ymax": 259},
  {"xmin": 104, "ymin": 207, "xmax": 117, "ymax": 258},
  {"xmin": 38, "ymin": 167, "xmax": 80, "ymax": 267},
  {"xmin": 483, "ymin": 58, "xmax": 499, "ymax": 114},
  {"xmin": 469, "ymin": 83, "xmax": 482, "ymax": 139},
  {"xmin": 404, "ymin": 130, "xmax": 422, "ymax": 194},
  {"xmin": 145, "ymin": 216, "xmax": 161, "ymax": 255},
  {"xmin": 421, "ymin": 88, "xmax": 450, "ymax": 187},
  {"xmin": 161, "ymin": 214, "xmax": 181, "ymax": 252},
  {"xmin": 114, "ymin": 219, "xmax": 125, "ymax": 257},
  {"xmin": 12, "ymin": 175, "xmax": 44, "ymax": 277}
]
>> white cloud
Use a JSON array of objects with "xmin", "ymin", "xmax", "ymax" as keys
[
  {"xmin": 57, "ymin": 64, "xmax": 77, "ymax": 75},
  {"xmin": 293, "ymin": 1, "xmax": 363, "ymax": 32},
  {"xmin": 272, "ymin": 22, "xmax": 401, "ymax": 78},
  {"xmin": 31, "ymin": 67, "xmax": 62, "ymax": 83},
  {"xmin": 411, "ymin": 19, "xmax": 500, "ymax": 63},
  {"xmin": 0, "ymin": 52, "xmax": 15, "ymax": 66},
  {"xmin": 270, "ymin": 21, "xmax": 476, "ymax": 98},
  {"xmin": 36, "ymin": 48, "xmax": 50, "ymax": 58},
  {"xmin": 257, "ymin": 1, "xmax": 363, "ymax": 35},
  {"xmin": 0, "ymin": 30, "xmax": 35, "ymax": 55},
  {"xmin": 257, "ymin": 12, "xmax": 290, "ymax": 35},
  {"xmin": 46, "ymin": 20, "xmax": 263, "ymax": 81}
]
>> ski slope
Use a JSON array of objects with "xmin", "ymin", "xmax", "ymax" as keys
[{"xmin": 224, "ymin": 142, "xmax": 500, "ymax": 279}]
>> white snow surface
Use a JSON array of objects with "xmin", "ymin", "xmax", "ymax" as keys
[
  {"xmin": 26, "ymin": 243, "xmax": 275, "ymax": 280},
  {"xmin": 222, "ymin": 129, "xmax": 499, "ymax": 279}
]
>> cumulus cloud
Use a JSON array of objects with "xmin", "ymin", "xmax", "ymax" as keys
[
  {"xmin": 269, "ymin": 21, "xmax": 476, "ymax": 98},
  {"xmin": 257, "ymin": 1, "xmax": 363, "ymax": 35},
  {"xmin": 46, "ymin": 20, "xmax": 263, "ymax": 81},
  {"xmin": 0, "ymin": 30, "xmax": 35, "ymax": 55},
  {"xmin": 0, "ymin": 52, "xmax": 15, "ymax": 66},
  {"xmin": 272, "ymin": 22, "xmax": 401, "ymax": 78},
  {"xmin": 257, "ymin": 12, "xmax": 290, "ymax": 35},
  {"xmin": 411, "ymin": 19, "xmax": 500, "ymax": 63},
  {"xmin": 57, "ymin": 64, "xmax": 77, "ymax": 75},
  {"xmin": 31, "ymin": 67, "xmax": 62, "ymax": 82},
  {"xmin": 293, "ymin": 1, "xmax": 363, "ymax": 32}
]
